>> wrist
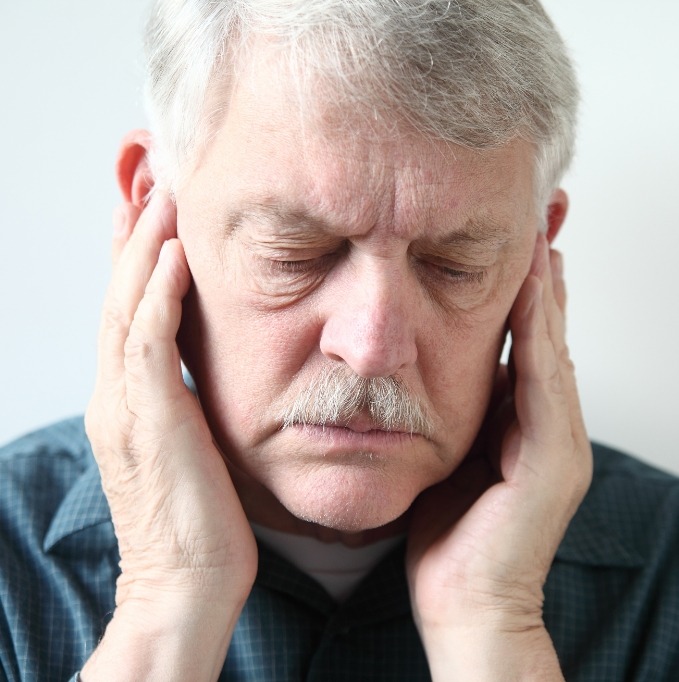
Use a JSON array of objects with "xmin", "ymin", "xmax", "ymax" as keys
[
  {"xmin": 80, "ymin": 589, "xmax": 250, "ymax": 682},
  {"xmin": 420, "ymin": 622, "xmax": 563, "ymax": 682}
]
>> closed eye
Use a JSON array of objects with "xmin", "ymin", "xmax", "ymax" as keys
[
  {"xmin": 268, "ymin": 255, "xmax": 334, "ymax": 274},
  {"xmin": 262, "ymin": 244, "xmax": 347, "ymax": 279},
  {"xmin": 432, "ymin": 263, "xmax": 485, "ymax": 284},
  {"xmin": 415, "ymin": 255, "xmax": 487, "ymax": 286}
]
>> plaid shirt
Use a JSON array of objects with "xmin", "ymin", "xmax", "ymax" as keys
[{"xmin": 1, "ymin": 417, "xmax": 678, "ymax": 681}]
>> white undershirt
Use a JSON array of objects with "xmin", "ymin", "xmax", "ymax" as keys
[{"xmin": 251, "ymin": 523, "xmax": 405, "ymax": 602}]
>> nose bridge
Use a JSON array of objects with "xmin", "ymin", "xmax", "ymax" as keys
[
  {"xmin": 358, "ymin": 270, "xmax": 403, "ymax": 345},
  {"xmin": 320, "ymin": 256, "xmax": 418, "ymax": 377}
]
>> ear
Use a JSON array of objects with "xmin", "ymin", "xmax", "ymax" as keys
[
  {"xmin": 116, "ymin": 129, "xmax": 154, "ymax": 208},
  {"xmin": 544, "ymin": 188, "xmax": 569, "ymax": 244}
]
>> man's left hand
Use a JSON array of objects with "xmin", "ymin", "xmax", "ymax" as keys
[{"xmin": 406, "ymin": 235, "xmax": 592, "ymax": 681}]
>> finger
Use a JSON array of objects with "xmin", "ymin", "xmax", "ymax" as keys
[
  {"xmin": 550, "ymin": 249, "xmax": 566, "ymax": 315},
  {"xmin": 110, "ymin": 192, "xmax": 177, "ymax": 321},
  {"xmin": 531, "ymin": 236, "xmax": 566, "ymax": 353},
  {"xmin": 97, "ymin": 192, "xmax": 177, "ymax": 386},
  {"xmin": 112, "ymin": 203, "xmax": 142, "ymax": 267},
  {"xmin": 533, "ymin": 237, "xmax": 589, "ymax": 449},
  {"xmin": 509, "ymin": 274, "xmax": 572, "ymax": 458},
  {"xmin": 510, "ymin": 246, "xmax": 590, "ymax": 487},
  {"xmin": 124, "ymin": 238, "xmax": 192, "ymax": 410},
  {"xmin": 529, "ymin": 238, "xmax": 571, "ymax": 392}
]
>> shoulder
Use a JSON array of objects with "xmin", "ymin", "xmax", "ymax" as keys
[
  {"xmin": 552, "ymin": 439, "xmax": 679, "ymax": 573},
  {"xmin": 0, "ymin": 416, "xmax": 92, "ymax": 468},
  {"xmin": 0, "ymin": 419, "xmax": 116, "ymax": 679},
  {"xmin": 558, "ymin": 442, "xmax": 679, "ymax": 563},
  {"xmin": 591, "ymin": 440, "xmax": 678, "ymax": 486},
  {"xmin": 548, "ymin": 444, "xmax": 679, "ymax": 679},
  {"xmin": 0, "ymin": 417, "xmax": 97, "ymax": 543},
  {"xmin": 0, "ymin": 417, "xmax": 92, "ymax": 506},
  {"xmin": 587, "ymin": 442, "xmax": 679, "ymax": 545}
]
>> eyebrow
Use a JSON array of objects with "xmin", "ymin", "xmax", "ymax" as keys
[
  {"xmin": 223, "ymin": 202, "xmax": 330, "ymax": 238},
  {"xmin": 222, "ymin": 202, "xmax": 514, "ymax": 249},
  {"xmin": 432, "ymin": 216, "xmax": 514, "ymax": 250}
]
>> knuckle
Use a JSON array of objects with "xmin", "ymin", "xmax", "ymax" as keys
[
  {"xmin": 131, "ymin": 292, "xmax": 176, "ymax": 342},
  {"xmin": 558, "ymin": 345, "xmax": 575, "ymax": 373},
  {"xmin": 545, "ymin": 365, "xmax": 565, "ymax": 396},
  {"xmin": 124, "ymin": 331, "xmax": 155, "ymax": 365},
  {"xmin": 534, "ymin": 326, "xmax": 551, "ymax": 346},
  {"xmin": 123, "ymin": 332, "xmax": 158, "ymax": 384},
  {"xmin": 101, "ymin": 300, "xmax": 131, "ymax": 336}
]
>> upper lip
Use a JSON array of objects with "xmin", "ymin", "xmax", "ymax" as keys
[
  {"xmin": 303, "ymin": 414, "xmax": 417, "ymax": 435},
  {"xmin": 340, "ymin": 415, "xmax": 392, "ymax": 433}
]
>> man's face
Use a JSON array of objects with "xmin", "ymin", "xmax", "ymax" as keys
[{"xmin": 175, "ymin": 50, "xmax": 541, "ymax": 533}]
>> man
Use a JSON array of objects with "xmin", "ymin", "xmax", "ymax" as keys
[{"xmin": 0, "ymin": 1, "xmax": 677, "ymax": 680}]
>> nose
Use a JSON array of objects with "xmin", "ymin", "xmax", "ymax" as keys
[{"xmin": 319, "ymin": 264, "xmax": 418, "ymax": 378}]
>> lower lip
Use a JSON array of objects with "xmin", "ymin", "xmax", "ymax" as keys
[{"xmin": 288, "ymin": 424, "xmax": 421, "ymax": 449}]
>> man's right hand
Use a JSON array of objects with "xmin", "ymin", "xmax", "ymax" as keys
[{"xmin": 82, "ymin": 193, "xmax": 257, "ymax": 681}]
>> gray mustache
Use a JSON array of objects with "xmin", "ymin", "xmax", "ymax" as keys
[{"xmin": 280, "ymin": 366, "xmax": 434, "ymax": 437}]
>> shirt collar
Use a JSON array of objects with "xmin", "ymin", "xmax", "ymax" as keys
[
  {"xmin": 256, "ymin": 482, "xmax": 647, "ymax": 621},
  {"xmin": 256, "ymin": 540, "xmax": 412, "ymax": 619},
  {"xmin": 43, "ymin": 455, "xmax": 112, "ymax": 553}
]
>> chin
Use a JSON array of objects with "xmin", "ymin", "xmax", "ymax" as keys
[{"xmin": 272, "ymin": 464, "xmax": 422, "ymax": 533}]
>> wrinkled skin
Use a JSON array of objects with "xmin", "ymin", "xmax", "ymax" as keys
[{"xmin": 82, "ymin": 45, "xmax": 591, "ymax": 682}]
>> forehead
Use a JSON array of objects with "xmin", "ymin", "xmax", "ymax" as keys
[{"xmin": 185, "ymin": 42, "xmax": 537, "ymax": 241}]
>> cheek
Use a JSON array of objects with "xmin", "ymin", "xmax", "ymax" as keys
[
  {"xmin": 179, "ymin": 227, "xmax": 321, "ymax": 428},
  {"xmin": 181, "ymin": 270, "xmax": 322, "ymax": 447},
  {"xmin": 419, "ymin": 293, "xmax": 511, "ymax": 452},
  {"xmin": 423, "ymin": 236, "xmax": 536, "ymax": 450}
]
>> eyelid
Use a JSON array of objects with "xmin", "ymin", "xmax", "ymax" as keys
[
  {"xmin": 268, "ymin": 253, "xmax": 335, "ymax": 271},
  {"xmin": 410, "ymin": 253, "xmax": 487, "ymax": 285},
  {"xmin": 262, "ymin": 246, "xmax": 347, "ymax": 277},
  {"xmin": 248, "ymin": 236, "xmax": 346, "ymax": 258},
  {"xmin": 437, "ymin": 266, "xmax": 485, "ymax": 283},
  {"xmin": 412, "ymin": 251, "xmax": 485, "ymax": 271}
]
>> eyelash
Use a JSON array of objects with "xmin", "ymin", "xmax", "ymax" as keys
[
  {"xmin": 267, "ymin": 254, "xmax": 336, "ymax": 274},
  {"xmin": 430, "ymin": 263, "xmax": 486, "ymax": 284},
  {"xmin": 263, "ymin": 253, "xmax": 486, "ymax": 286}
]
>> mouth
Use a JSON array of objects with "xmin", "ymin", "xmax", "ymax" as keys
[
  {"xmin": 282, "ymin": 408, "xmax": 423, "ymax": 435},
  {"xmin": 281, "ymin": 418, "xmax": 425, "ymax": 455},
  {"xmin": 325, "ymin": 414, "xmax": 416, "ymax": 435}
]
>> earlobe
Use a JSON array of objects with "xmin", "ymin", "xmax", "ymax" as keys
[
  {"xmin": 116, "ymin": 129, "xmax": 155, "ymax": 208},
  {"xmin": 545, "ymin": 188, "xmax": 569, "ymax": 244}
]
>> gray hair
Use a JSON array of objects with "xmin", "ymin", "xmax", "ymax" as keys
[
  {"xmin": 280, "ymin": 364, "xmax": 434, "ymax": 438},
  {"xmin": 144, "ymin": 0, "xmax": 578, "ymax": 211}
]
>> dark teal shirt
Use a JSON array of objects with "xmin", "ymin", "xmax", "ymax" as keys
[{"xmin": 1, "ymin": 417, "xmax": 678, "ymax": 681}]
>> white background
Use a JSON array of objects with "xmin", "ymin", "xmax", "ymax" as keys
[{"xmin": 0, "ymin": 1, "xmax": 677, "ymax": 474}]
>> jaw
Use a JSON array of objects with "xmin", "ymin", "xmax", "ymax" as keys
[{"xmin": 222, "ymin": 434, "xmax": 454, "ymax": 541}]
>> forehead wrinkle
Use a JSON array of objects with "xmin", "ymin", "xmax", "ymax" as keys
[
  {"xmin": 418, "ymin": 214, "xmax": 516, "ymax": 254},
  {"xmin": 220, "ymin": 191, "xmax": 381, "ymax": 243}
]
